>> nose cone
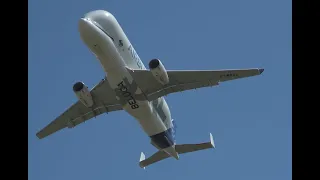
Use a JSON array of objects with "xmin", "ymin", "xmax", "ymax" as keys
[
  {"xmin": 78, "ymin": 18, "xmax": 92, "ymax": 33},
  {"xmin": 78, "ymin": 18, "xmax": 102, "ymax": 42}
]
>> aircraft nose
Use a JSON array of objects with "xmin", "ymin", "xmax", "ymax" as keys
[
  {"xmin": 78, "ymin": 18, "xmax": 92, "ymax": 33},
  {"xmin": 78, "ymin": 17, "xmax": 100, "ymax": 42}
]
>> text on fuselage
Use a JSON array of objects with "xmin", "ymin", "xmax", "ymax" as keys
[
  {"xmin": 128, "ymin": 45, "xmax": 143, "ymax": 69},
  {"xmin": 117, "ymin": 81, "xmax": 139, "ymax": 109}
]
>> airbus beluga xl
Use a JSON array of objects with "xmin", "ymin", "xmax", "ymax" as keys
[{"xmin": 36, "ymin": 10, "xmax": 264, "ymax": 168}]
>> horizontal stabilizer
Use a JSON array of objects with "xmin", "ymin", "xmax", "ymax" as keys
[
  {"xmin": 139, "ymin": 150, "xmax": 170, "ymax": 169},
  {"xmin": 175, "ymin": 133, "xmax": 215, "ymax": 154},
  {"xmin": 139, "ymin": 133, "xmax": 215, "ymax": 168}
]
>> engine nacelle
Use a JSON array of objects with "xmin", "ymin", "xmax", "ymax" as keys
[
  {"xmin": 73, "ymin": 82, "xmax": 94, "ymax": 108},
  {"xmin": 148, "ymin": 59, "xmax": 169, "ymax": 85}
]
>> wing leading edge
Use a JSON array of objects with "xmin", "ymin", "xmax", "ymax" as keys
[
  {"xmin": 36, "ymin": 78, "xmax": 123, "ymax": 139},
  {"xmin": 128, "ymin": 68, "xmax": 264, "ymax": 101}
]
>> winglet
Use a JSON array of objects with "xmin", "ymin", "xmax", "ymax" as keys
[
  {"xmin": 209, "ymin": 133, "xmax": 215, "ymax": 148},
  {"xmin": 258, "ymin": 68, "xmax": 264, "ymax": 74},
  {"xmin": 139, "ymin": 152, "xmax": 146, "ymax": 169}
]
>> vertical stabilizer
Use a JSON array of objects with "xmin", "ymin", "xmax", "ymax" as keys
[{"xmin": 139, "ymin": 152, "xmax": 146, "ymax": 169}]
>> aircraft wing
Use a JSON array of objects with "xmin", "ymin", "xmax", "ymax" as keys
[
  {"xmin": 128, "ymin": 68, "xmax": 264, "ymax": 101},
  {"xmin": 36, "ymin": 78, "xmax": 123, "ymax": 139}
]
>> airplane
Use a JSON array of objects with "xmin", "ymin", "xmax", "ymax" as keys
[{"xmin": 36, "ymin": 10, "xmax": 264, "ymax": 169}]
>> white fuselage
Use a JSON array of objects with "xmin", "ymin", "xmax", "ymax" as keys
[{"xmin": 78, "ymin": 10, "xmax": 176, "ymax": 152}]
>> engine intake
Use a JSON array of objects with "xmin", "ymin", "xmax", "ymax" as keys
[
  {"xmin": 73, "ymin": 82, "xmax": 84, "ymax": 92},
  {"xmin": 73, "ymin": 82, "xmax": 94, "ymax": 107},
  {"xmin": 149, "ymin": 59, "xmax": 160, "ymax": 69},
  {"xmin": 148, "ymin": 59, "xmax": 169, "ymax": 85}
]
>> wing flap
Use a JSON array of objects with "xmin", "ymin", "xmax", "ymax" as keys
[
  {"xmin": 147, "ymin": 81, "xmax": 219, "ymax": 101},
  {"xmin": 68, "ymin": 104, "xmax": 123, "ymax": 128}
]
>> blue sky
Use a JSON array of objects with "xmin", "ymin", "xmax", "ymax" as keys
[{"xmin": 28, "ymin": 0, "xmax": 291, "ymax": 179}]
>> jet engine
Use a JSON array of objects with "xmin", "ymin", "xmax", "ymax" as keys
[
  {"xmin": 148, "ymin": 59, "xmax": 169, "ymax": 85},
  {"xmin": 73, "ymin": 82, "xmax": 94, "ymax": 107}
]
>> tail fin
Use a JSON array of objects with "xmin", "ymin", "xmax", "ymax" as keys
[
  {"xmin": 139, "ymin": 133, "xmax": 215, "ymax": 169},
  {"xmin": 139, "ymin": 152, "xmax": 146, "ymax": 169}
]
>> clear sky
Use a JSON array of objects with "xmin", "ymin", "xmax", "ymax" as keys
[{"xmin": 28, "ymin": 0, "xmax": 292, "ymax": 179}]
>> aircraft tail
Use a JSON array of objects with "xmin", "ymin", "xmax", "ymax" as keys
[
  {"xmin": 175, "ymin": 133, "xmax": 215, "ymax": 154},
  {"xmin": 139, "ymin": 133, "xmax": 215, "ymax": 169}
]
